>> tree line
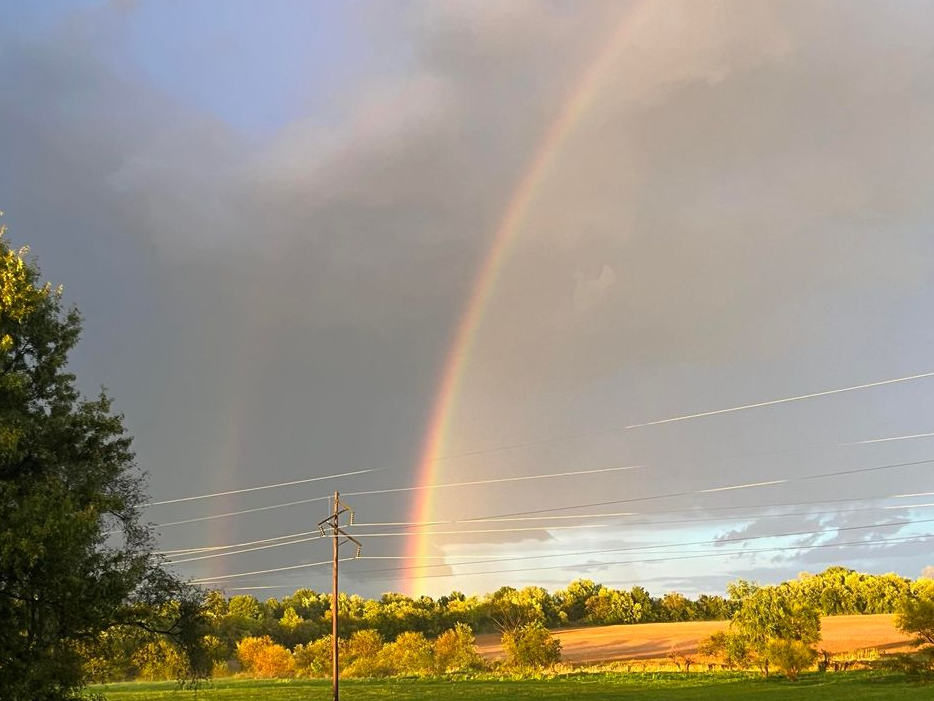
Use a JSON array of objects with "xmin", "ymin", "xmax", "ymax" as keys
[{"xmin": 79, "ymin": 567, "xmax": 933, "ymax": 682}]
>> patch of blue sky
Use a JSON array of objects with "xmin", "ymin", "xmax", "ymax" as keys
[{"xmin": 3, "ymin": 1, "xmax": 418, "ymax": 135}]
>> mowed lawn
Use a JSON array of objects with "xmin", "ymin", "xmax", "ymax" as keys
[{"xmin": 94, "ymin": 673, "xmax": 932, "ymax": 701}]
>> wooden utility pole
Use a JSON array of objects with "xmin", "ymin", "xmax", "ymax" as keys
[
  {"xmin": 318, "ymin": 491, "xmax": 362, "ymax": 701},
  {"xmin": 331, "ymin": 492, "xmax": 339, "ymax": 701}
]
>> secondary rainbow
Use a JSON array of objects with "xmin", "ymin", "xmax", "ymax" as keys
[{"xmin": 404, "ymin": 7, "xmax": 645, "ymax": 595}]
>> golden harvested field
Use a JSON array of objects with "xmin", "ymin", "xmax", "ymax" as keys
[{"xmin": 476, "ymin": 615, "xmax": 914, "ymax": 663}]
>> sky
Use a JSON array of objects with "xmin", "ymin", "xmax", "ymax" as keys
[{"xmin": 2, "ymin": 0, "xmax": 934, "ymax": 599}]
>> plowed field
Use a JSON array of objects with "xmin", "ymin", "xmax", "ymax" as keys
[{"xmin": 476, "ymin": 614, "xmax": 913, "ymax": 662}]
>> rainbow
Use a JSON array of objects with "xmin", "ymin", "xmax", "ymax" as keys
[{"xmin": 404, "ymin": 7, "xmax": 646, "ymax": 595}]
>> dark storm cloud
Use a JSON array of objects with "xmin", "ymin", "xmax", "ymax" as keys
[
  {"xmin": 0, "ymin": 0, "xmax": 624, "ymax": 593},
  {"xmin": 4, "ymin": 1, "xmax": 934, "ymax": 596}
]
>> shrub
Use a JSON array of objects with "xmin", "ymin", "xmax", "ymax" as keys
[
  {"xmin": 873, "ymin": 648, "xmax": 934, "ymax": 680},
  {"xmin": 201, "ymin": 634, "xmax": 229, "ymax": 664},
  {"xmin": 765, "ymin": 639, "xmax": 817, "ymax": 681},
  {"xmin": 895, "ymin": 594, "xmax": 934, "ymax": 648},
  {"xmin": 434, "ymin": 623, "xmax": 482, "ymax": 673},
  {"xmin": 78, "ymin": 630, "xmax": 142, "ymax": 683},
  {"xmin": 698, "ymin": 631, "xmax": 751, "ymax": 669},
  {"xmin": 344, "ymin": 629, "xmax": 384, "ymax": 661},
  {"xmin": 236, "ymin": 635, "xmax": 294, "ymax": 678},
  {"xmin": 211, "ymin": 660, "xmax": 231, "ymax": 678},
  {"xmin": 502, "ymin": 622, "xmax": 561, "ymax": 669},
  {"xmin": 343, "ymin": 630, "xmax": 391, "ymax": 678},
  {"xmin": 293, "ymin": 636, "xmax": 333, "ymax": 678},
  {"xmin": 890, "ymin": 593, "xmax": 934, "ymax": 678},
  {"xmin": 132, "ymin": 640, "xmax": 188, "ymax": 681},
  {"xmin": 379, "ymin": 631, "xmax": 434, "ymax": 676}
]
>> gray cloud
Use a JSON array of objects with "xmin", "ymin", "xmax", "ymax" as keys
[{"xmin": 3, "ymin": 1, "xmax": 934, "ymax": 596}]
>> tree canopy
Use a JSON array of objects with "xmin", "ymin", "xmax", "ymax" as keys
[{"xmin": 0, "ymin": 221, "xmax": 207, "ymax": 700}]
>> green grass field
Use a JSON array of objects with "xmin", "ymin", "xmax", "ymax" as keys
[{"xmin": 91, "ymin": 672, "xmax": 931, "ymax": 700}]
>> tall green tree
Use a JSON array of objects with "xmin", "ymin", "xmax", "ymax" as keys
[
  {"xmin": 730, "ymin": 585, "xmax": 820, "ymax": 678},
  {"xmin": 0, "ymin": 221, "xmax": 208, "ymax": 700}
]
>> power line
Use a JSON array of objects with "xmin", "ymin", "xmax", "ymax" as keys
[
  {"xmin": 153, "ymin": 464, "xmax": 639, "ymax": 529},
  {"xmin": 191, "ymin": 557, "xmax": 356, "ymax": 584},
  {"xmin": 359, "ymin": 503, "xmax": 931, "ymax": 536},
  {"xmin": 190, "ymin": 516, "xmax": 934, "ymax": 583},
  {"xmin": 213, "ymin": 585, "xmax": 300, "ymax": 591},
  {"xmin": 159, "ymin": 531, "xmax": 322, "ymax": 556},
  {"xmin": 168, "ymin": 534, "xmax": 325, "ymax": 564},
  {"xmin": 159, "ymin": 496, "xmax": 866, "ymax": 551},
  {"xmin": 150, "ymin": 439, "xmax": 933, "ymax": 531},
  {"xmin": 194, "ymin": 547, "xmax": 735, "ymax": 588},
  {"xmin": 165, "ymin": 523, "xmax": 608, "ymax": 564},
  {"xmin": 203, "ymin": 533, "xmax": 933, "ymax": 590},
  {"xmin": 308, "ymin": 523, "xmax": 608, "ymax": 539},
  {"xmin": 157, "ymin": 460, "xmax": 934, "ymax": 555},
  {"xmin": 154, "ymin": 495, "xmax": 331, "ymax": 528},
  {"xmin": 159, "ymin": 494, "xmax": 934, "ymax": 560},
  {"xmin": 344, "ymin": 516, "xmax": 934, "ymax": 576},
  {"xmin": 346, "ymin": 533, "xmax": 934, "ymax": 579},
  {"xmin": 624, "ymin": 371, "xmax": 934, "ymax": 429},
  {"xmin": 839, "ymin": 431, "xmax": 934, "ymax": 446},
  {"xmin": 887, "ymin": 501, "xmax": 934, "ymax": 509},
  {"xmin": 145, "ymin": 468, "xmax": 382, "ymax": 507},
  {"xmin": 353, "ymin": 533, "xmax": 934, "ymax": 582},
  {"xmin": 341, "ymin": 465, "xmax": 642, "ymax": 498},
  {"xmin": 348, "ymin": 492, "xmax": 917, "ymax": 528},
  {"xmin": 427, "ymin": 371, "xmax": 934, "ymax": 461},
  {"xmin": 464, "ymin": 457, "xmax": 934, "ymax": 522},
  {"xmin": 143, "ymin": 371, "xmax": 934, "ymax": 516}
]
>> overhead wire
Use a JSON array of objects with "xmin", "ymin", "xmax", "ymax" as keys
[
  {"xmin": 192, "ymin": 557, "xmax": 357, "ymax": 584},
  {"xmin": 152, "ymin": 454, "xmax": 933, "ymax": 534},
  {"xmin": 459, "ymin": 457, "xmax": 934, "ymax": 522},
  {"xmin": 426, "ymin": 372, "xmax": 934, "ymax": 461},
  {"xmin": 340, "ymin": 464, "xmax": 642, "ymax": 498},
  {"xmin": 165, "ymin": 523, "xmax": 607, "ymax": 564},
  {"xmin": 352, "ymin": 533, "xmax": 934, "ymax": 582},
  {"xmin": 145, "ymin": 468, "xmax": 383, "ymax": 507},
  {"xmin": 346, "ymin": 518, "xmax": 934, "ymax": 578},
  {"xmin": 158, "ymin": 530, "xmax": 323, "ymax": 556},
  {"xmin": 154, "ymin": 495, "xmax": 331, "ymax": 528},
  {"xmin": 143, "ymin": 370, "xmax": 934, "ymax": 514},
  {"xmin": 158, "ymin": 458, "xmax": 934, "ymax": 559},
  {"xmin": 162, "ymin": 498, "xmax": 934, "ymax": 559},
  {"xmin": 353, "ymin": 502, "xmax": 934, "ymax": 539},
  {"xmin": 839, "ymin": 431, "xmax": 934, "ymax": 446},
  {"xmin": 153, "ymin": 464, "xmax": 640, "ymax": 529},
  {"xmin": 149, "ymin": 436, "xmax": 934, "ymax": 531},
  {"xmin": 168, "ymin": 534, "xmax": 326, "ymax": 564},
  {"xmin": 188, "ymin": 516, "xmax": 934, "ymax": 583},
  {"xmin": 164, "ymin": 371, "xmax": 934, "ymax": 588},
  {"xmin": 623, "ymin": 371, "xmax": 934, "ymax": 429},
  {"xmin": 348, "ymin": 491, "xmax": 928, "ymax": 528},
  {"xmin": 348, "ymin": 515, "xmax": 934, "ymax": 575},
  {"xmin": 197, "ymin": 532, "xmax": 934, "ymax": 589}
]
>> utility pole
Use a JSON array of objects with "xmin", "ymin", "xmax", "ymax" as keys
[{"xmin": 318, "ymin": 491, "xmax": 361, "ymax": 701}]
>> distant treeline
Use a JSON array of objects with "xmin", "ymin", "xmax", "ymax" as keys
[
  {"xmin": 82, "ymin": 566, "xmax": 928, "ymax": 681},
  {"xmin": 206, "ymin": 566, "xmax": 914, "ymax": 646}
]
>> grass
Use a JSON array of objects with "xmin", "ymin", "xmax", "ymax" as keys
[{"xmin": 91, "ymin": 671, "xmax": 931, "ymax": 700}]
